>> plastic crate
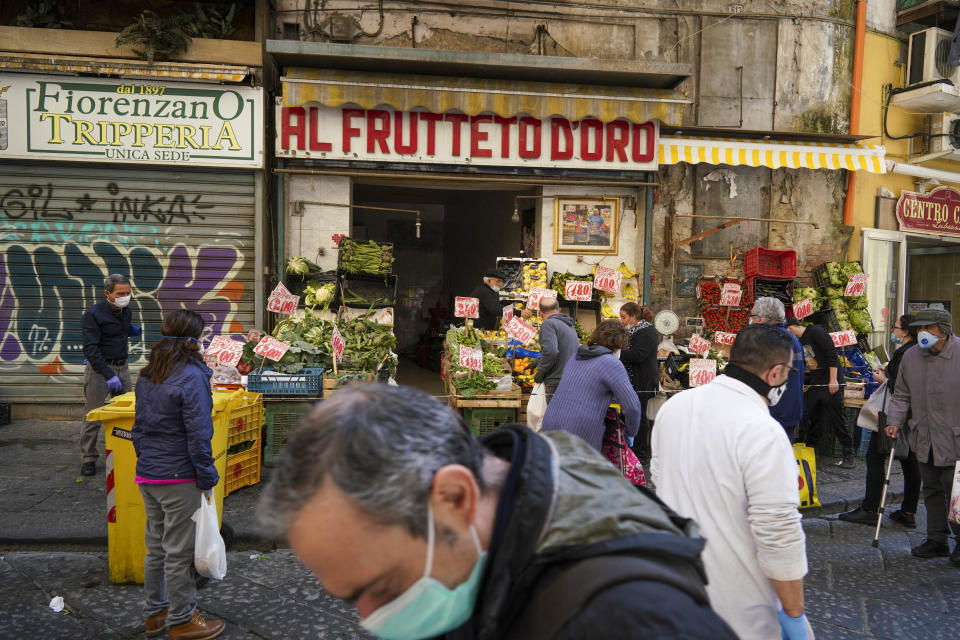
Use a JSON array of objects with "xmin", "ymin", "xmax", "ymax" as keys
[
  {"xmin": 813, "ymin": 261, "xmax": 863, "ymax": 289},
  {"xmin": 263, "ymin": 401, "xmax": 315, "ymax": 466},
  {"xmin": 808, "ymin": 309, "xmax": 843, "ymax": 333},
  {"xmin": 223, "ymin": 392, "xmax": 263, "ymax": 448},
  {"xmin": 338, "ymin": 273, "xmax": 398, "ymax": 309},
  {"xmin": 224, "ymin": 445, "xmax": 261, "ymax": 496},
  {"xmin": 744, "ymin": 248, "xmax": 797, "ymax": 279},
  {"xmin": 247, "ymin": 368, "xmax": 324, "ymax": 398},
  {"xmin": 0, "ymin": 402, "xmax": 10, "ymax": 427},
  {"xmin": 462, "ymin": 407, "xmax": 518, "ymax": 438},
  {"xmin": 747, "ymin": 277, "xmax": 794, "ymax": 311}
]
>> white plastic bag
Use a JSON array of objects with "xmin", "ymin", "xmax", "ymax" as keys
[
  {"xmin": 191, "ymin": 492, "xmax": 227, "ymax": 580},
  {"xmin": 949, "ymin": 461, "xmax": 960, "ymax": 525},
  {"xmin": 495, "ymin": 374, "xmax": 514, "ymax": 391},
  {"xmin": 527, "ymin": 383, "xmax": 547, "ymax": 432}
]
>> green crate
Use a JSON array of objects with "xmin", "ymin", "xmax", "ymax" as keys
[
  {"xmin": 462, "ymin": 407, "xmax": 518, "ymax": 438},
  {"xmin": 263, "ymin": 401, "xmax": 316, "ymax": 466}
]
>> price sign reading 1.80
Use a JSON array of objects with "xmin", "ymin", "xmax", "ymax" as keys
[
  {"xmin": 458, "ymin": 345, "xmax": 484, "ymax": 372},
  {"xmin": 454, "ymin": 296, "xmax": 480, "ymax": 319},
  {"xmin": 506, "ymin": 316, "xmax": 537, "ymax": 345},
  {"xmin": 253, "ymin": 336, "xmax": 291, "ymax": 362},
  {"xmin": 689, "ymin": 358, "xmax": 717, "ymax": 387},
  {"xmin": 564, "ymin": 280, "xmax": 594, "ymax": 301},
  {"xmin": 594, "ymin": 266, "xmax": 622, "ymax": 294}
]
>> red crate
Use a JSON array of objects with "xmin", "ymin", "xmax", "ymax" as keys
[{"xmin": 744, "ymin": 248, "xmax": 797, "ymax": 279}]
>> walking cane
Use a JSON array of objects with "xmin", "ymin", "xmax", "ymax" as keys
[{"xmin": 872, "ymin": 384, "xmax": 892, "ymax": 549}]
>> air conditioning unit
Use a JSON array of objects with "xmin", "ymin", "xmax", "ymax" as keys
[
  {"xmin": 929, "ymin": 113, "xmax": 960, "ymax": 159},
  {"xmin": 907, "ymin": 27, "xmax": 960, "ymax": 86}
]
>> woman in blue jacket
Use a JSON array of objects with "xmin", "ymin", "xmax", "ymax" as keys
[{"xmin": 132, "ymin": 310, "xmax": 225, "ymax": 640}]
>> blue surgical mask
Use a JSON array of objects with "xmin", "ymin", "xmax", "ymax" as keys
[
  {"xmin": 917, "ymin": 330, "xmax": 940, "ymax": 350},
  {"xmin": 891, "ymin": 335, "xmax": 903, "ymax": 345},
  {"xmin": 360, "ymin": 505, "xmax": 487, "ymax": 640}
]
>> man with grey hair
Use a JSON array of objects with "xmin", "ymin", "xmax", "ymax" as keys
[
  {"xmin": 79, "ymin": 274, "xmax": 141, "ymax": 476},
  {"xmin": 885, "ymin": 309, "xmax": 960, "ymax": 565},
  {"xmin": 259, "ymin": 384, "xmax": 738, "ymax": 639},
  {"xmin": 533, "ymin": 297, "xmax": 578, "ymax": 403},
  {"xmin": 751, "ymin": 297, "xmax": 807, "ymax": 445}
]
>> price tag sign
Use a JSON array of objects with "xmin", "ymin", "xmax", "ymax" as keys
[
  {"xmin": 454, "ymin": 296, "xmax": 480, "ymax": 319},
  {"xmin": 458, "ymin": 345, "xmax": 484, "ymax": 372},
  {"xmin": 713, "ymin": 331, "xmax": 737, "ymax": 346},
  {"xmin": 689, "ymin": 358, "xmax": 717, "ymax": 387},
  {"xmin": 720, "ymin": 289, "xmax": 742, "ymax": 307},
  {"xmin": 844, "ymin": 273, "xmax": 868, "ymax": 297},
  {"xmin": 527, "ymin": 287, "xmax": 557, "ymax": 310},
  {"xmin": 722, "ymin": 282, "xmax": 741, "ymax": 294},
  {"xmin": 331, "ymin": 324, "xmax": 346, "ymax": 363},
  {"xmin": 688, "ymin": 333, "xmax": 711, "ymax": 356},
  {"xmin": 793, "ymin": 298, "xmax": 814, "ymax": 320},
  {"xmin": 594, "ymin": 266, "xmax": 622, "ymax": 294},
  {"xmin": 267, "ymin": 282, "xmax": 299, "ymax": 315},
  {"xmin": 207, "ymin": 336, "xmax": 243, "ymax": 367},
  {"xmin": 506, "ymin": 316, "xmax": 537, "ymax": 345},
  {"xmin": 502, "ymin": 304, "xmax": 514, "ymax": 326},
  {"xmin": 564, "ymin": 280, "xmax": 594, "ymax": 301},
  {"xmin": 253, "ymin": 335, "xmax": 291, "ymax": 362},
  {"xmin": 829, "ymin": 329, "xmax": 858, "ymax": 348}
]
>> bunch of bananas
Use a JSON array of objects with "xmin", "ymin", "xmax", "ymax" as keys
[
  {"xmin": 622, "ymin": 283, "xmax": 638, "ymax": 300},
  {"xmin": 601, "ymin": 303, "xmax": 618, "ymax": 319},
  {"xmin": 522, "ymin": 262, "xmax": 548, "ymax": 290},
  {"xmin": 617, "ymin": 262, "xmax": 637, "ymax": 279}
]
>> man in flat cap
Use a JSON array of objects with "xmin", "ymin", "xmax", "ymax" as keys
[
  {"xmin": 471, "ymin": 269, "xmax": 532, "ymax": 330},
  {"xmin": 885, "ymin": 309, "xmax": 960, "ymax": 566}
]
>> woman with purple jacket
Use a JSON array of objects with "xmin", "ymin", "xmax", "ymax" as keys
[{"xmin": 541, "ymin": 320, "xmax": 641, "ymax": 451}]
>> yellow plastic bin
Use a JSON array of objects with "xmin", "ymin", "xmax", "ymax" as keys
[{"xmin": 88, "ymin": 389, "xmax": 258, "ymax": 584}]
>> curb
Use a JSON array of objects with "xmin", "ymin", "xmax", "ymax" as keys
[{"xmin": 801, "ymin": 489, "xmax": 904, "ymax": 519}]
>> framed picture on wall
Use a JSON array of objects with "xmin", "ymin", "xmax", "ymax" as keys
[{"xmin": 553, "ymin": 197, "xmax": 619, "ymax": 254}]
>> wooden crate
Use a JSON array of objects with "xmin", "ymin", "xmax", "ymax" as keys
[
  {"xmin": 323, "ymin": 371, "xmax": 377, "ymax": 397},
  {"xmin": 450, "ymin": 384, "xmax": 522, "ymax": 410}
]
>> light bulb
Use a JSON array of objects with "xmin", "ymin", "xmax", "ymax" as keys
[
  {"xmin": 415, "ymin": 219, "xmax": 422, "ymax": 238},
  {"xmin": 511, "ymin": 204, "xmax": 520, "ymax": 223}
]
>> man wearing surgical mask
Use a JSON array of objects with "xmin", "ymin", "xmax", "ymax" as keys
[
  {"xmin": 79, "ymin": 273, "xmax": 141, "ymax": 476},
  {"xmin": 259, "ymin": 385, "xmax": 737, "ymax": 640},
  {"xmin": 885, "ymin": 309, "xmax": 960, "ymax": 566}
]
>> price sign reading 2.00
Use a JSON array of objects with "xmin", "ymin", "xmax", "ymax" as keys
[{"xmin": 454, "ymin": 296, "xmax": 480, "ymax": 319}]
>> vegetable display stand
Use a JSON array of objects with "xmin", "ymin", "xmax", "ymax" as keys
[
  {"xmin": 323, "ymin": 370, "xmax": 378, "ymax": 397},
  {"xmin": 263, "ymin": 400, "xmax": 316, "ymax": 466},
  {"xmin": 450, "ymin": 386, "xmax": 522, "ymax": 438},
  {"xmin": 744, "ymin": 248, "xmax": 797, "ymax": 279},
  {"xmin": 224, "ymin": 443, "xmax": 261, "ymax": 496},
  {"xmin": 337, "ymin": 272, "xmax": 398, "ymax": 309},
  {"xmin": 247, "ymin": 368, "xmax": 324, "ymax": 398},
  {"xmin": 462, "ymin": 407, "xmax": 520, "ymax": 437}
]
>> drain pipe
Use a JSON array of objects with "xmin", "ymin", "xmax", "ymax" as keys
[
  {"xmin": 887, "ymin": 160, "xmax": 960, "ymax": 184},
  {"xmin": 842, "ymin": 0, "xmax": 866, "ymax": 226},
  {"xmin": 643, "ymin": 181, "xmax": 654, "ymax": 306}
]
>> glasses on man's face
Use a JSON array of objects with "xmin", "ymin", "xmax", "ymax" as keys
[{"xmin": 778, "ymin": 362, "xmax": 798, "ymax": 374}]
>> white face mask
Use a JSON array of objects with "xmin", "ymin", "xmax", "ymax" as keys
[
  {"xmin": 613, "ymin": 349, "xmax": 622, "ymax": 359},
  {"xmin": 111, "ymin": 295, "xmax": 131, "ymax": 308}
]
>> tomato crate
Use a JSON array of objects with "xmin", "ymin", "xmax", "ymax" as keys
[
  {"xmin": 214, "ymin": 391, "xmax": 263, "ymax": 448},
  {"xmin": 263, "ymin": 401, "xmax": 316, "ymax": 467},
  {"xmin": 461, "ymin": 407, "xmax": 518, "ymax": 438},
  {"xmin": 744, "ymin": 248, "xmax": 797, "ymax": 279},
  {"xmin": 247, "ymin": 368, "xmax": 324, "ymax": 398},
  {"xmin": 224, "ymin": 444, "xmax": 261, "ymax": 496}
]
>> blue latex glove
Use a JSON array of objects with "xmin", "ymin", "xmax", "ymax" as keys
[
  {"xmin": 625, "ymin": 435, "xmax": 635, "ymax": 448},
  {"xmin": 778, "ymin": 609, "xmax": 808, "ymax": 640},
  {"xmin": 106, "ymin": 375, "xmax": 123, "ymax": 394},
  {"xmin": 129, "ymin": 323, "xmax": 142, "ymax": 338}
]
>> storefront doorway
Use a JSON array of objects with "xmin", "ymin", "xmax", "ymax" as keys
[{"xmin": 351, "ymin": 180, "xmax": 538, "ymax": 388}]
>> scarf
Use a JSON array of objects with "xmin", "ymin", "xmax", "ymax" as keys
[{"xmin": 627, "ymin": 319, "xmax": 652, "ymax": 336}]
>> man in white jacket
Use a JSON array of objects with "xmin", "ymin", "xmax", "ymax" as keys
[{"xmin": 652, "ymin": 324, "xmax": 811, "ymax": 639}]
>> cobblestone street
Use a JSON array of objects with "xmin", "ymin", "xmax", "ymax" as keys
[{"xmin": 3, "ymin": 506, "xmax": 959, "ymax": 639}]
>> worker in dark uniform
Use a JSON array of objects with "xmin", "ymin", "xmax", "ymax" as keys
[
  {"xmin": 79, "ymin": 274, "xmax": 142, "ymax": 476},
  {"xmin": 470, "ymin": 269, "xmax": 508, "ymax": 331}
]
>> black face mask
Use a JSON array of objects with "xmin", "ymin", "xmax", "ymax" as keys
[{"xmin": 724, "ymin": 362, "xmax": 787, "ymax": 406}]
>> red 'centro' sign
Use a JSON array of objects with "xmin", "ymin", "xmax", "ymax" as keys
[
  {"xmin": 564, "ymin": 280, "xmax": 593, "ymax": 301},
  {"xmin": 454, "ymin": 296, "xmax": 480, "ymax": 319},
  {"xmin": 896, "ymin": 186, "xmax": 960, "ymax": 236},
  {"xmin": 276, "ymin": 106, "xmax": 658, "ymax": 171}
]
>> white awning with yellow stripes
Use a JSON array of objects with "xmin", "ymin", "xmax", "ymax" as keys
[
  {"xmin": 282, "ymin": 67, "xmax": 688, "ymax": 125},
  {"xmin": 658, "ymin": 136, "xmax": 886, "ymax": 173}
]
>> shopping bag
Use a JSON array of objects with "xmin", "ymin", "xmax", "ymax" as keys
[
  {"xmin": 856, "ymin": 381, "xmax": 887, "ymax": 432},
  {"xmin": 601, "ymin": 409, "xmax": 647, "ymax": 487},
  {"xmin": 949, "ymin": 461, "xmax": 960, "ymax": 525},
  {"xmin": 527, "ymin": 383, "xmax": 547, "ymax": 432},
  {"xmin": 794, "ymin": 443, "xmax": 821, "ymax": 508},
  {"xmin": 191, "ymin": 491, "xmax": 227, "ymax": 580}
]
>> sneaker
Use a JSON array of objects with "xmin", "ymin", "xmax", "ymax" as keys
[
  {"xmin": 837, "ymin": 507, "xmax": 879, "ymax": 526},
  {"xmin": 80, "ymin": 462, "xmax": 96, "ymax": 476},
  {"xmin": 146, "ymin": 607, "xmax": 168, "ymax": 637},
  {"xmin": 911, "ymin": 539, "xmax": 950, "ymax": 558},
  {"xmin": 888, "ymin": 510, "xmax": 917, "ymax": 529},
  {"xmin": 168, "ymin": 611, "xmax": 225, "ymax": 640},
  {"xmin": 835, "ymin": 456, "xmax": 856, "ymax": 469}
]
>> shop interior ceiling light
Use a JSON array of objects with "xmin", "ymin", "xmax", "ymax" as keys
[{"xmin": 512, "ymin": 204, "xmax": 520, "ymax": 224}]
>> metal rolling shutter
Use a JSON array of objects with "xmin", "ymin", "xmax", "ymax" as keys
[{"xmin": 0, "ymin": 162, "xmax": 257, "ymax": 403}]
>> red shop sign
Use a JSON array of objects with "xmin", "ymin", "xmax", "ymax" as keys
[{"xmin": 896, "ymin": 186, "xmax": 960, "ymax": 236}]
